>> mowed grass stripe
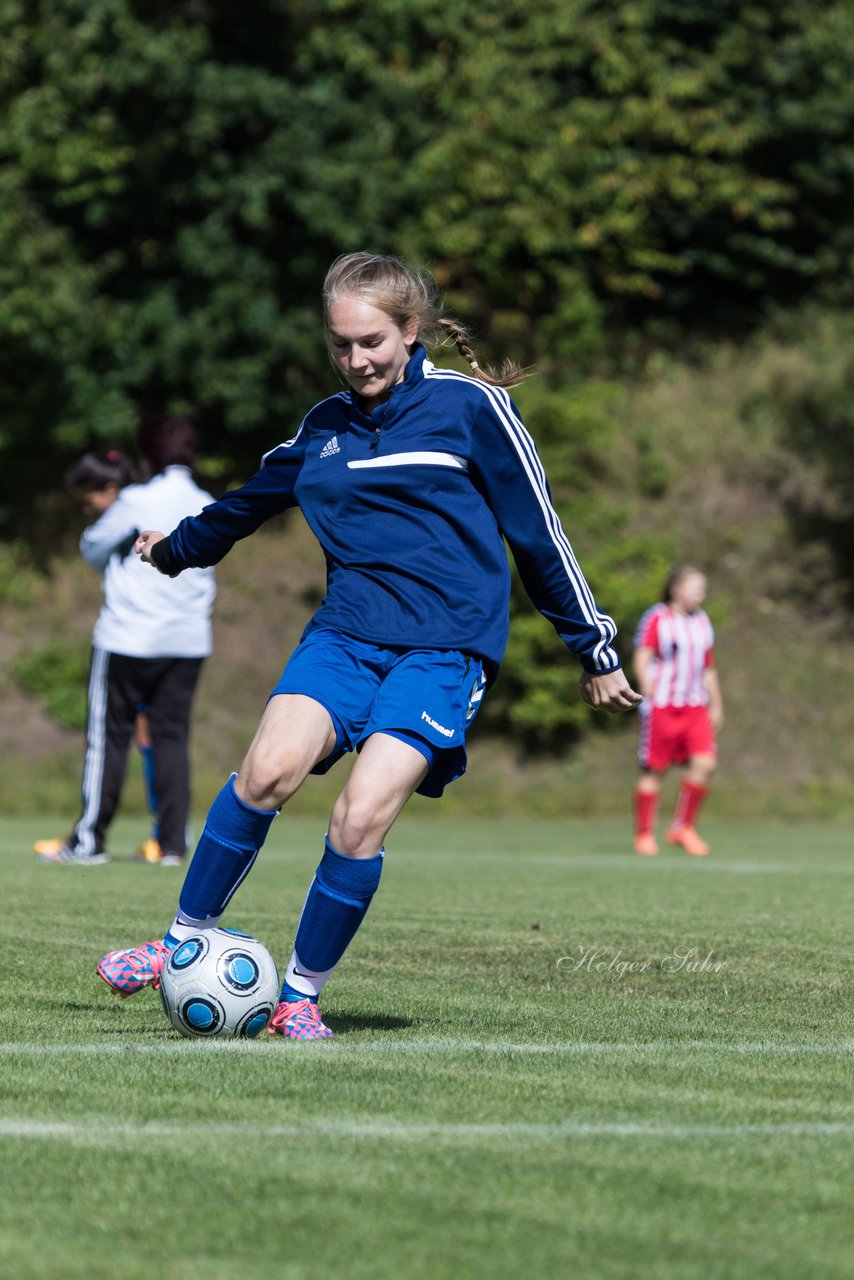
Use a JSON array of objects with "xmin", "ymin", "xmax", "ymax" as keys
[
  {"xmin": 1, "ymin": 1038, "xmax": 852, "ymax": 1056},
  {"xmin": 2, "ymin": 1118, "xmax": 853, "ymax": 1142}
]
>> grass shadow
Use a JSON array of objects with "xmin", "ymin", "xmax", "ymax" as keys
[{"xmin": 327, "ymin": 1012, "xmax": 413, "ymax": 1035}]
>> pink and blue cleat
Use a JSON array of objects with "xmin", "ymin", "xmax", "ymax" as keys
[
  {"xmin": 97, "ymin": 939, "xmax": 172, "ymax": 996},
  {"xmin": 267, "ymin": 998, "xmax": 333, "ymax": 1040}
]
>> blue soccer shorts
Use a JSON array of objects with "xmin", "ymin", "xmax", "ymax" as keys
[{"xmin": 269, "ymin": 627, "xmax": 487, "ymax": 798}]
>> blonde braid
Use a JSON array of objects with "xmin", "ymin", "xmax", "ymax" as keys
[{"xmin": 437, "ymin": 318, "xmax": 529, "ymax": 389}]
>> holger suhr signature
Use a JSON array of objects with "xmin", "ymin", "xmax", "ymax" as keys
[{"xmin": 556, "ymin": 944, "xmax": 729, "ymax": 982}]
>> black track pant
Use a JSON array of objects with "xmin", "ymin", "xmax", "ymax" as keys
[{"xmin": 72, "ymin": 649, "xmax": 204, "ymax": 857}]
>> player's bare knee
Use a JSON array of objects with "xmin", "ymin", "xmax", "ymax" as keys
[
  {"xmin": 328, "ymin": 795, "xmax": 385, "ymax": 857},
  {"xmin": 329, "ymin": 813, "xmax": 374, "ymax": 857},
  {"xmin": 688, "ymin": 755, "xmax": 716, "ymax": 785},
  {"xmin": 236, "ymin": 756, "xmax": 302, "ymax": 810},
  {"xmin": 638, "ymin": 770, "xmax": 662, "ymax": 794}
]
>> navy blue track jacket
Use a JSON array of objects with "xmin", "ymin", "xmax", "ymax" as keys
[{"xmin": 152, "ymin": 347, "xmax": 621, "ymax": 684}]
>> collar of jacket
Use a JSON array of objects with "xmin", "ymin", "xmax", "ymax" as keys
[{"xmin": 346, "ymin": 344, "xmax": 428, "ymax": 426}]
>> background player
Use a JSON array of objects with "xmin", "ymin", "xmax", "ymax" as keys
[
  {"xmin": 34, "ymin": 454, "xmax": 162, "ymax": 859},
  {"xmin": 632, "ymin": 564, "xmax": 723, "ymax": 856},
  {"xmin": 38, "ymin": 419, "xmax": 216, "ymax": 865},
  {"xmin": 34, "ymin": 451, "xmax": 159, "ymax": 857}
]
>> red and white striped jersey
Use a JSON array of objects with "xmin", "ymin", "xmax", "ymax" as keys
[{"xmin": 633, "ymin": 604, "xmax": 715, "ymax": 708}]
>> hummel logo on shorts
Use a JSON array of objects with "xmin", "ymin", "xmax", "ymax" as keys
[
  {"xmin": 421, "ymin": 710, "xmax": 454, "ymax": 738},
  {"xmin": 320, "ymin": 436, "xmax": 341, "ymax": 458}
]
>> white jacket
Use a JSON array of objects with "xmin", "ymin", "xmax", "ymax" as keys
[{"xmin": 80, "ymin": 467, "xmax": 216, "ymax": 658}]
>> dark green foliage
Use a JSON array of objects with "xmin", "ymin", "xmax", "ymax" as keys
[
  {"xmin": 12, "ymin": 639, "xmax": 90, "ymax": 729},
  {"xmin": 0, "ymin": 542, "xmax": 40, "ymax": 605},
  {"xmin": 2, "ymin": 0, "xmax": 853, "ymax": 522},
  {"xmin": 398, "ymin": 0, "xmax": 854, "ymax": 354},
  {"xmin": 481, "ymin": 377, "xmax": 674, "ymax": 747},
  {"xmin": 746, "ymin": 309, "xmax": 854, "ymax": 602}
]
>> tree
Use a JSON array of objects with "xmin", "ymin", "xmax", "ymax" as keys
[
  {"xmin": 398, "ymin": 0, "xmax": 854, "ymax": 357},
  {"xmin": 2, "ymin": 0, "xmax": 853, "ymax": 536}
]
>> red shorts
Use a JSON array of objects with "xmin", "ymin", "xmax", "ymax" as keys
[{"xmin": 638, "ymin": 705, "xmax": 716, "ymax": 772}]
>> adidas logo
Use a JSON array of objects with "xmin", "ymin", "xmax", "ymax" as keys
[{"xmin": 320, "ymin": 436, "xmax": 341, "ymax": 459}]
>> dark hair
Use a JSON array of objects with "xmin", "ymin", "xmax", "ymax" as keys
[
  {"xmin": 137, "ymin": 414, "xmax": 198, "ymax": 475},
  {"xmin": 322, "ymin": 252, "xmax": 530, "ymax": 389},
  {"xmin": 661, "ymin": 563, "xmax": 705, "ymax": 604},
  {"xmin": 65, "ymin": 450, "xmax": 138, "ymax": 495}
]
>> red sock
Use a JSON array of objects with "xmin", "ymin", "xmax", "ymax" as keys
[
  {"xmin": 673, "ymin": 781, "xmax": 708, "ymax": 829},
  {"xmin": 635, "ymin": 788, "xmax": 659, "ymax": 836}
]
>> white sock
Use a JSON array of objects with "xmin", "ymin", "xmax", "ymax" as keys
[
  {"xmin": 282, "ymin": 949, "xmax": 334, "ymax": 1001},
  {"xmin": 165, "ymin": 912, "xmax": 222, "ymax": 945}
]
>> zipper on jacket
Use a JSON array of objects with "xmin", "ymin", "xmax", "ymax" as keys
[{"xmin": 371, "ymin": 401, "xmax": 392, "ymax": 451}]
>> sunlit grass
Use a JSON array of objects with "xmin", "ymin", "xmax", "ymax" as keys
[{"xmin": 1, "ymin": 816, "xmax": 852, "ymax": 1279}]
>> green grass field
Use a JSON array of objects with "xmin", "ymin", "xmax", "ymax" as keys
[{"xmin": 2, "ymin": 815, "xmax": 852, "ymax": 1279}]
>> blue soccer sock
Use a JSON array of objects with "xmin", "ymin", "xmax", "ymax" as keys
[
  {"xmin": 138, "ymin": 741, "xmax": 159, "ymax": 837},
  {"xmin": 175, "ymin": 775, "xmax": 278, "ymax": 927},
  {"xmin": 280, "ymin": 837, "xmax": 384, "ymax": 1002}
]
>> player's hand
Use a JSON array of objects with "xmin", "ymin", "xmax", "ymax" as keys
[
  {"xmin": 135, "ymin": 530, "xmax": 166, "ymax": 565},
  {"xmin": 579, "ymin": 669, "xmax": 644, "ymax": 715}
]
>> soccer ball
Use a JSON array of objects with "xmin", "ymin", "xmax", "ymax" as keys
[{"xmin": 159, "ymin": 928, "xmax": 279, "ymax": 1039}]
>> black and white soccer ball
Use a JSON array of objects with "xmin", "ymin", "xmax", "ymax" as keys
[{"xmin": 159, "ymin": 928, "xmax": 279, "ymax": 1039}]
